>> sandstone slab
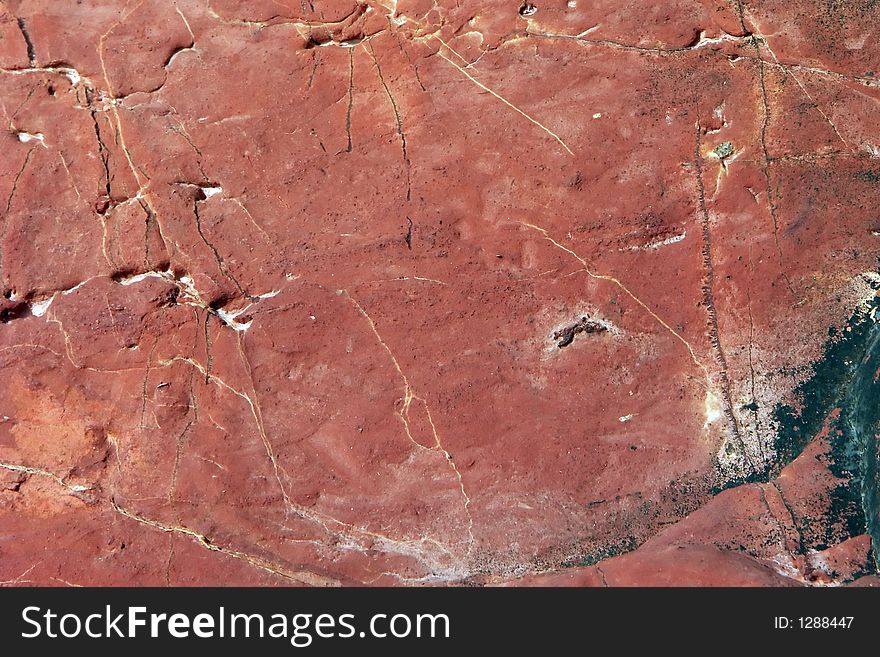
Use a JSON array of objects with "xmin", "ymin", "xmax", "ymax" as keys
[{"xmin": 1, "ymin": 0, "xmax": 879, "ymax": 586}]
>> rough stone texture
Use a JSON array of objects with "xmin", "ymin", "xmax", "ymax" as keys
[{"xmin": 0, "ymin": 0, "xmax": 879, "ymax": 586}]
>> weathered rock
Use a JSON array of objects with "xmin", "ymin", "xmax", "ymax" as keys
[{"xmin": 0, "ymin": 0, "xmax": 878, "ymax": 586}]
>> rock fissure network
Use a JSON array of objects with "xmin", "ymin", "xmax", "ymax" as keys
[{"xmin": 1, "ymin": 0, "xmax": 879, "ymax": 586}]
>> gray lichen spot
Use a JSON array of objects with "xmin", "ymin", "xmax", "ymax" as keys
[{"xmin": 711, "ymin": 141, "xmax": 735, "ymax": 159}]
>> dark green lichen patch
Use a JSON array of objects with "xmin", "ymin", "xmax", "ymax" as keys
[
  {"xmin": 792, "ymin": 413, "xmax": 871, "ymax": 553},
  {"xmin": 824, "ymin": 482, "xmax": 867, "ymax": 547},
  {"xmin": 707, "ymin": 273, "xmax": 880, "ymax": 571},
  {"xmin": 839, "ymin": 321, "xmax": 880, "ymax": 568},
  {"xmin": 522, "ymin": 288, "xmax": 880, "ymax": 575},
  {"xmin": 557, "ymin": 536, "xmax": 641, "ymax": 569},
  {"xmin": 773, "ymin": 298, "xmax": 879, "ymax": 470},
  {"xmin": 855, "ymin": 169, "xmax": 880, "ymax": 184},
  {"xmin": 770, "ymin": 286, "xmax": 880, "ymax": 566}
]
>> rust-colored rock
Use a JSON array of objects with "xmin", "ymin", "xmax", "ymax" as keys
[{"xmin": 1, "ymin": 0, "xmax": 879, "ymax": 586}]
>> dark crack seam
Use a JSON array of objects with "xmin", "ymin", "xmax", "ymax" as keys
[
  {"xmin": 693, "ymin": 119, "xmax": 751, "ymax": 469},
  {"xmin": 367, "ymin": 41, "xmax": 411, "ymax": 203},
  {"xmin": 16, "ymin": 17, "xmax": 36, "ymax": 66},
  {"xmin": 752, "ymin": 39, "xmax": 795, "ymax": 296},
  {"xmin": 344, "ymin": 49, "xmax": 354, "ymax": 153},
  {"xmin": 192, "ymin": 200, "xmax": 255, "ymax": 302},
  {"xmin": 1, "ymin": 146, "xmax": 37, "ymax": 286},
  {"xmin": 87, "ymin": 91, "xmax": 113, "ymax": 200}
]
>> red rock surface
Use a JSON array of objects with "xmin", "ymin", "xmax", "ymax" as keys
[{"xmin": 0, "ymin": 0, "xmax": 879, "ymax": 586}]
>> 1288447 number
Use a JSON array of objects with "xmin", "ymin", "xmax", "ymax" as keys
[
  {"xmin": 775, "ymin": 617, "xmax": 854, "ymax": 629},
  {"xmin": 799, "ymin": 617, "xmax": 853, "ymax": 629}
]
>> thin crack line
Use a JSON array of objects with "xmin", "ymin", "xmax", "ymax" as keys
[
  {"xmin": 342, "ymin": 290, "xmax": 476, "ymax": 544},
  {"xmin": 433, "ymin": 46, "xmax": 574, "ymax": 156},
  {"xmin": 110, "ymin": 499, "xmax": 341, "ymax": 586},
  {"xmin": 751, "ymin": 40, "xmax": 797, "ymax": 297},
  {"xmin": 519, "ymin": 221, "xmax": 711, "ymax": 382},
  {"xmin": 0, "ymin": 461, "xmax": 92, "ymax": 493},
  {"xmin": 759, "ymin": 37, "xmax": 853, "ymax": 152},
  {"xmin": 163, "ymin": 353, "xmax": 459, "ymax": 563}
]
